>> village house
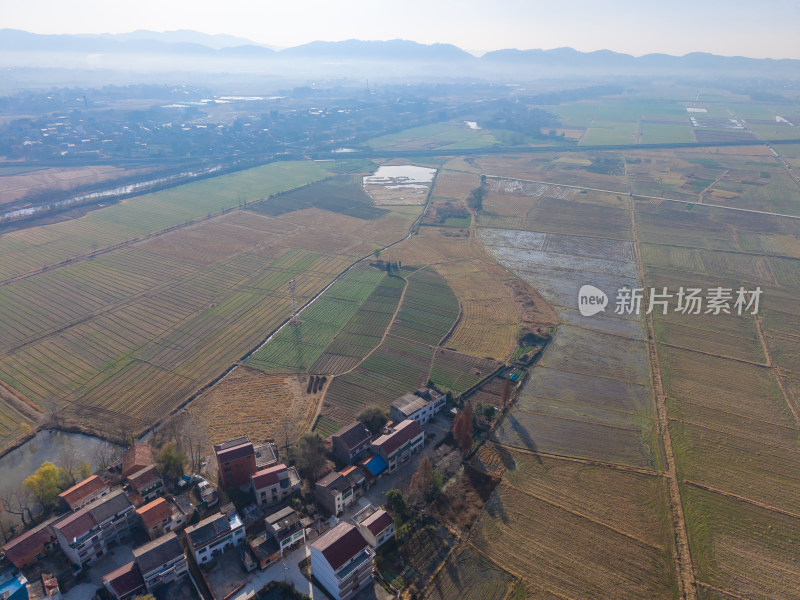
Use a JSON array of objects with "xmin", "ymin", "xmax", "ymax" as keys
[
  {"xmin": 264, "ymin": 506, "xmax": 306, "ymax": 556},
  {"xmin": 389, "ymin": 387, "xmax": 446, "ymax": 425},
  {"xmin": 102, "ymin": 562, "xmax": 145, "ymax": 600},
  {"xmin": 353, "ymin": 506, "xmax": 394, "ymax": 548},
  {"xmin": 250, "ymin": 464, "xmax": 301, "ymax": 508},
  {"xmin": 185, "ymin": 509, "xmax": 245, "ymax": 565},
  {"xmin": 52, "ymin": 489, "xmax": 137, "ymax": 567},
  {"xmin": 136, "ymin": 497, "xmax": 186, "ymax": 540},
  {"xmin": 370, "ymin": 419, "xmax": 425, "ymax": 473},
  {"xmin": 126, "ymin": 465, "xmax": 164, "ymax": 504},
  {"xmin": 248, "ymin": 534, "xmax": 281, "ymax": 570},
  {"xmin": 213, "ymin": 436, "xmax": 256, "ymax": 488},
  {"xmin": 121, "ymin": 444, "xmax": 153, "ymax": 478},
  {"xmin": 132, "ymin": 532, "xmax": 188, "ymax": 592},
  {"xmin": 315, "ymin": 471, "xmax": 353, "ymax": 517},
  {"xmin": 1, "ymin": 518, "xmax": 58, "ymax": 569},
  {"xmin": 57, "ymin": 475, "xmax": 110, "ymax": 511},
  {"xmin": 358, "ymin": 455, "xmax": 388, "ymax": 486},
  {"xmin": 310, "ymin": 522, "xmax": 374, "ymax": 600},
  {"xmin": 330, "ymin": 422, "xmax": 372, "ymax": 465}
]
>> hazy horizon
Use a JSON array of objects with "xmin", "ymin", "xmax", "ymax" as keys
[{"xmin": 3, "ymin": 0, "xmax": 799, "ymax": 60}]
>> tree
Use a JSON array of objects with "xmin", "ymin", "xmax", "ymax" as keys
[
  {"xmin": 500, "ymin": 378, "xmax": 512, "ymax": 409},
  {"xmin": 157, "ymin": 443, "xmax": 185, "ymax": 479},
  {"xmin": 373, "ymin": 248, "xmax": 381, "ymax": 259},
  {"xmin": 385, "ymin": 489, "xmax": 407, "ymax": 517},
  {"xmin": 0, "ymin": 487, "xmax": 35, "ymax": 525},
  {"xmin": 452, "ymin": 403, "xmax": 474, "ymax": 455},
  {"xmin": 24, "ymin": 462, "xmax": 63, "ymax": 508},
  {"xmin": 408, "ymin": 457, "xmax": 440, "ymax": 505},
  {"xmin": 356, "ymin": 406, "xmax": 389, "ymax": 435},
  {"xmin": 291, "ymin": 433, "xmax": 327, "ymax": 481}
]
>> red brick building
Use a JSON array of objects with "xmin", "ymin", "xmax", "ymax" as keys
[{"xmin": 213, "ymin": 436, "xmax": 256, "ymax": 488}]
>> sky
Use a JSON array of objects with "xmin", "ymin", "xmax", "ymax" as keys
[{"xmin": 3, "ymin": 0, "xmax": 799, "ymax": 59}]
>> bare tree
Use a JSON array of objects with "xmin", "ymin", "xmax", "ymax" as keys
[
  {"xmin": 94, "ymin": 441, "xmax": 121, "ymax": 470},
  {"xmin": 0, "ymin": 488, "xmax": 35, "ymax": 525}
]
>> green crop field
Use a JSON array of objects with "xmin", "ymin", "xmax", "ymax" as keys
[
  {"xmin": 389, "ymin": 267, "xmax": 460, "ymax": 345},
  {"xmin": 245, "ymin": 264, "xmax": 387, "ymax": 373}
]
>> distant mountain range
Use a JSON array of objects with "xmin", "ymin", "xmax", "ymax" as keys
[{"xmin": 1, "ymin": 29, "xmax": 797, "ymax": 78}]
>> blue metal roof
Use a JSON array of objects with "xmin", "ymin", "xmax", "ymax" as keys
[{"xmin": 364, "ymin": 455, "xmax": 388, "ymax": 476}]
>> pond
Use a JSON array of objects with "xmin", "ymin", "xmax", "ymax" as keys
[{"xmin": 0, "ymin": 430, "xmax": 120, "ymax": 499}]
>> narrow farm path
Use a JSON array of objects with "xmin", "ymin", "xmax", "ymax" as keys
[
  {"xmin": 755, "ymin": 315, "xmax": 800, "ymax": 427},
  {"xmin": 629, "ymin": 193, "xmax": 698, "ymax": 600}
]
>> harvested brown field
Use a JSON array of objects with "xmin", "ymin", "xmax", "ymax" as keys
[
  {"xmin": 682, "ymin": 485, "xmax": 800, "ymax": 600},
  {"xmin": 423, "ymin": 546, "xmax": 517, "ymax": 600},
  {"xmin": 470, "ymin": 483, "xmax": 676, "ymax": 600},
  {"xmin": 503, "ymin": 450, "xmax": 672, "ymax": 547},
  {"xmin": 186, "ymin": 366, "xmax": 320, "ymax": 446}
]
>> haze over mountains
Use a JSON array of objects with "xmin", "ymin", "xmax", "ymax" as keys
[{"xmin": 2, "ymin": 28, "xmax": 798, "ymax": 82}]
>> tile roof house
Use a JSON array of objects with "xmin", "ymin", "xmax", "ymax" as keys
[
  {"xmin": 58, "ymin": 475, "xmax": 110, "ymax": 510},
  {"xmin": 136, "ymin": 498, "xmax": 187, "ymax": 540},
  {"xmin": 250, "ymin": 464, "xmax": 301, "ymax": 508},
  {"xmin": 353, "ymin": 506, "xmax": 394, "ymax": 548},
  {"xmin": 102, "ymin": 561, "xmax": 145, "ymax": 600},
  {"xmin": 315, "ymin": 471, "xmax": 353, "ymax": 517},
  {"xmin": 1, "ymin": 518, "xmax": 58, "ymax": 569},
  {"xmin": 132, "ymin": 532, "xmax": 188, "ymax": 592},
  {"xmin": 213, "ymin": 436, "xmax": 256, "ymax": 488},
  {"xmin": 52, "ymin": 489, "xmax": 137, "ymax": 566},
  {"xmin": 310, "ymin": 522, "xmax": 374, "ymax": 600},
  {"xmin": 127, "ymin": 465, "xmax": 164, "ymax": 503},
  {"xmin": 121, "ymin": 444, "xmax": 153, "ymax": 478},
  {"xmin": 330, "ymin": 422, "xmax": 372, "ymax": 464},
  {"xmin": 370, "ymin": 419, "xmax": 425, "ymax": 473},
  {"xmin": 185, "ymin": 510, "xmax": 245, "ymax": 564},
  {"xmin": 248, "ymin": 534, "xmax": 281, "ymax": 570},
  {"xmin": 41, "ymin": 572, "xmax": 61, "ymax": 599}
]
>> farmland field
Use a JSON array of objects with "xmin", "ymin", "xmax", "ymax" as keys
[
  {"xmin": 185, "ymin": 367, "xmax": 321, "ymax": 446},
  {"xmin": 0, "ymin": 159, "xmax": 423, "ymax": 445}
]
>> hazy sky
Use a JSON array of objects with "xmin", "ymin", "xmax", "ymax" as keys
[{"xmin": 3, "ymin": 0, "xmax": 799, "ymax": 59}]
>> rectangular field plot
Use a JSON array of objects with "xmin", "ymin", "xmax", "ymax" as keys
[
  {"xmin": 670, "ymin": 420, "xmax": 800, "ymax": 515},
  {"xmin": 682, "ymin": 485, "xmax": 800, "ymax": 600},
  {"xmin": 494, "ymin": 409, "xmax": 654, "ymax": 468},
  {"xmin": 658, "ymin": 345, "xmax": 794, "ymax": 427},
  {"xmin": 503, "ymin": 450, "xmax": 671, "ymax": 548},
  {"xmin": 539, "ymin": 324, "xmax": 650, "ymax": 385},
  {"xmin": 651, "ymin": 310, "xmax": 765, "ymax": 364},
  {"xmin": 518, "ymin": 365, "xmax": 652, "ymax": 422},
  {"xmin": 470, "ymin": 484, "xmax": 676, "ymax": 600}
]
